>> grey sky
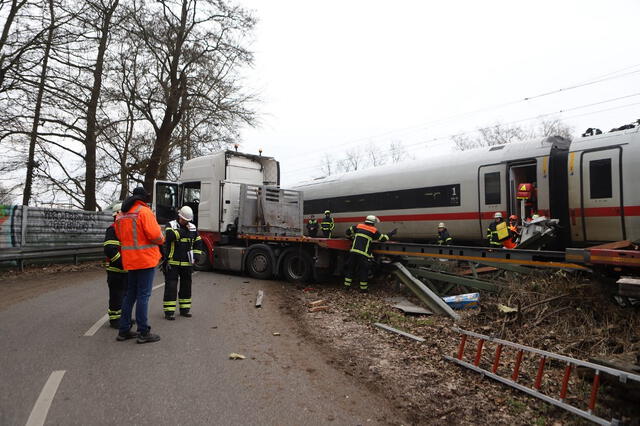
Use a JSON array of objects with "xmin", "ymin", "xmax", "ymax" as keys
[{"xmin": 236, "ymin": 0, "xmax": 640, "ymax": 185}]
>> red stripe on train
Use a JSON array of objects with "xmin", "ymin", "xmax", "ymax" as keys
[{"xmin": 311, "ymin": 206, "xmax": 640, "ymax": 223}]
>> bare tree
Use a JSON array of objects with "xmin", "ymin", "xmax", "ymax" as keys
[
  {"xmin": 537, "ymin": 118, "xmax": 574, "ymax": 140},
  {"xmin": 336, "ymin": 147, "xmax": 363, "ymax": 172},
  {"xmin": 22, "ymin": 0, "xmax": 55, "ymax": 206},
  {"xmin": 389, "ymin": 140, "xmax": 408, "ymax": 163},
  {"xmin": 319, "ymin": 153, "xmax": 334, "ymax": 176},
  {"xmin": 120, "ymin": 0, "xmax": 257, "ymax": 193},
  {"xmin": 368, "ymin": 143, "xmax": 386, "ymax": 167},
  {"xmin": 452, "ymin": 118, "xmax": 574, "ymax": 151}
]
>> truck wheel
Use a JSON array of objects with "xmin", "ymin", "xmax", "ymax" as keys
[
  {"xmin": 194, "ymin": 252, "xmax": 211, "ymax": 271},
  {"xmin": 282, "ymin": 251, "xmax": 313, "ymax": 283},
  {"xmin": 245, "ymin": 248, "xmax": 273, "ymax": 280}
]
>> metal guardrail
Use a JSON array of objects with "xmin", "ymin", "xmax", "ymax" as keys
[{"xmin": 0, "ymin": 244, "xmax": 103, "ymax": 271}]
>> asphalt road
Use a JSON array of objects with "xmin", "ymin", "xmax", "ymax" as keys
[{"xmin": 0, "ymin": 269, "xmax": 401, "ymax": 426}]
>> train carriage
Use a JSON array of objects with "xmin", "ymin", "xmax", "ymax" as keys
[{"xmin": 295, "ymin": 127, "xmax": 640, "ymax": 247}]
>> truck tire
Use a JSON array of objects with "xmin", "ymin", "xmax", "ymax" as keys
[
  {"xmin": 281, "ymin": 251, "xmax": 313, "ymax": 283},
  {"xmin": 194, "ymin": 252, "xmax": 211, "ymax": 271},
  {"xmin": 245, "ymin": 248, "xmax": 273, "ymax": 280}
]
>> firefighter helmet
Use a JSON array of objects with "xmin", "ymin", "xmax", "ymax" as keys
[
  {"xmin": 178, "ymin": 206, "xmax": 194, "ymax": 221},
  {"xmin": 438, "ymin": 222, "xmax": 445, "ymax": 228},
  {"xmin": 494, "ymin": 212, "xmax": 503, "ymax": 219},
  {"xmin": 365, "ymin": 215, "xmax": 379, "ymax": 224}
]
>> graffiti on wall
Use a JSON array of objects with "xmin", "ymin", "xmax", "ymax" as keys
[
  {"xmin": 42, "ymin": 209, "xmax": 96, "ymax": 233},
  {"xmin": 0, "ymin": 205, "xmax": 20, "ymax": 249},
  {"xmin": 0, "ymin": 205, "xmax": 111, "ymax": 249}
]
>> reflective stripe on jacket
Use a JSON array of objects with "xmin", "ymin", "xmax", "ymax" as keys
[
  {"xmin": 320, "ymin": 217, "xmax": 334, "ymax": 231},
  {"xmin": 346, "ymin": 223, "xmax": 389, "ymax": 258},
  {"xmin": 114, "ymin": 200, "xmax": 164, "ymax": 270},
  {"xmin": 437, "ymin": 229, "xmax": 452, "ymax": 245},
  {"xmin": 104, "ymin": 224, "xmax": 126, "ymax": 273},
  {"xmin": 165, "ymin": 221, "xmax": 203, "ymax": 266}
]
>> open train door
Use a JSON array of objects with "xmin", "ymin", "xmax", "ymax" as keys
[
  {"xmin": 580, "ymin": 147, "xmax": 625, "ymax": 242},
  {"xmin": 478, "ymin": 164, "xmax": 508, "ymax": 239}
]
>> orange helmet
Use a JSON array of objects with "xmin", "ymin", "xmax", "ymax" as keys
[{"xmin": 509, "ymin": 215, "xmax": 518, "ymax": 221}]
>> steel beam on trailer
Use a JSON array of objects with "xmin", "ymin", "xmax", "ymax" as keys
[
  {"xmin": 473, "ymin": 260, "xmax": 538, "ymax": 275},
  {"xmin": 374, "ymin": 241, "xmax": 589, "ymax": 271},
  {"xmin": 407, "ymin": 267, "xmax": 501, "ymax": 293}
]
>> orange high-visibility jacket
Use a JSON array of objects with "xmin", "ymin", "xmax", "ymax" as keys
[{"xmin": 114, "ymin": 200, "xmax": 165, "ymax": 270}]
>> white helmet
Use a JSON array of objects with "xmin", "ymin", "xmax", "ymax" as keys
[
  {"xmin": 112, "ymin": 202, "xmax": 122, "ymax": 217},
  {"xmin": 178, "ymin": 206, "xmax": 194, "ymax": 221},
  {"xmin": 494, "ymin": 212, "xmax": 503, "ymax": 219},
  {"xmin": 438, "ymin": 222, "xmax": 445, "ymax": 228},
  {"xmin": 365, "ymin": 215, "xmax": 379, "ymax": 224}
]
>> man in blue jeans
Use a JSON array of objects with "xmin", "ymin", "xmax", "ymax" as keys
[{"xmin": 114, "ymin": 187, "xmax": 165, "ymax": 343}]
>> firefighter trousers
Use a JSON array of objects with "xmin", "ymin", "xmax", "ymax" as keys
[
  {"xmin": 107, "ymin": 271, "xmax": 127, "ymax": 323},
  {"xmin": 163, "ymin": 266, "xmax": 193, "ymax": 315},
  {"xmin": 343, "ymin": 252, "xmax": 371, "ymax": 290}
]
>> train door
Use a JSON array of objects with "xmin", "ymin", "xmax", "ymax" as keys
[
  {"xmin": 478, "ymin": 164, "xmax": 507, "ymax": 238},
  {"xmin": 507, "ymin": 161, "xmax": 537, "ymax": 220},
  {"xmin": 580, "ymin": 147, "xmax": 625, "ymax": 242}
]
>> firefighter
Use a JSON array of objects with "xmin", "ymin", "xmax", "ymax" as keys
[
  {"xmin": 487, "ymin": 212, "xmax": 508, "ymax": 248},
  {"xmin": 115, "ymin": 186, "xmax": 165, "ymax": 343},
  {"xmin": 306, "ymin": 215, "xmax": 319, "ymax": 237},
  {"xmin": 103, "ymin": 203, "xmax": 127, "ymax": 329},
  {"xmin": 344, "ymin": 215, "xmax": 396, "ymax": 293},
  {"xmin": 436, "ymin": 222, "xmax": 453, "ymax": 245},
  {"xmin": 162, "ymin": 206, "xmax": 203, "ymax": 320},
  {"xmin": 508, "ymin": 215, "xmax": 521, "ymax": 246},
  {"xmin": 320, "ymin": 210, "xmax": 335, "ymax": 238}
]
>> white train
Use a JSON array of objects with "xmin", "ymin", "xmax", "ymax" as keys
[{"xmin": 294, "ymin": 126, "xmax": 640, "ymax": 247}]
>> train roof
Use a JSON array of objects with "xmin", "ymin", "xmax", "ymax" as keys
[{"xmin": 292, "ymin": 127, "xmax": 639, "ymax": 197}]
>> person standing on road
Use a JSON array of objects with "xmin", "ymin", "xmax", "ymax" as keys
[
  {"xmin": 306, "ymin": 215, "xmax": 319, "ymax": 237},
  {"xmin": 320, "ymin": 210, "xmax": 335, "ymax": 238},
  {"xmin": 103, "ymin": 203, "xmax": 127, "ymax": 329},
  {"xmin": 344, "ymin": 215, "xmax": 396, "ymax": 293},
  {"xmin": 115, "ymin": 187, "xmax": 165, "ymax": 344},
  {"xmin": 162, "ymin": 206, "xmax": 203, "ymax": 320}
]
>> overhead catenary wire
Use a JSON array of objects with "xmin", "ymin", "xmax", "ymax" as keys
[
  {"xmin": 274, "ymin": 63, "xmax": 640, "ymax": 165},
  {"xmin": 282, "ymin": 95, "xmax": 640, "ymax": 180}
]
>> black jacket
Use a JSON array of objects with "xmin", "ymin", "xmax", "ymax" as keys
[
  {"xmin": 164, "ymin": 220, "xmax": 204, "ymax": 267},
  {"xmin": 437, "ymin": 229, "xmax": 452, "ymax": 245},
  {"xmin": 345, "ymin": 223, "xmax": 389, "ymax": 258},
  {"xmin": 104, "ymin": 224, "xmax": 126, "ymax": 273}
]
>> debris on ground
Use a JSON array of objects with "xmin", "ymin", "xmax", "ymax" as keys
[
  {"xmin": 442, "ymin": 292, "xmax": 479, "ymax": 309},
  {"xmin": 308, "ymin": 299, "xmax": 327, "ymax": 307},
  {"xmin": 272, "ymin": 332, "xmax": 281, "ymax": 336},
  {"xmin": 497, "ymin": 304, "xmax": 518, "ymax": 314},
  {"xmin": 255, "ymin": 290, "xmax": 264, "ymax": 308},
  {"xmin": 385, "ymin": 297, "xmax": 432, "ymax": 315},
  {"xmin": 282, "ymin": 267, "xmax": 640, "ymax": 425},
  {"xmin": 229, "ymin": 353, "xmax": 246, "ymax": 360},
  {"xmin": 308, "ymin": 305, "xmax": 329, "ymax": 313},
  {"xmin": 374, "ymin": 323, "xmax": 426, "ymax": 342}
]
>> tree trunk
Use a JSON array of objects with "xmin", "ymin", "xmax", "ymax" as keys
[
  {"xmin": 23, "ymin": 0, "xmax": 55, "ymax": 206},
  {"xmin": 83, "ymin": 0, "xmax": 119, "ymax": 211}
]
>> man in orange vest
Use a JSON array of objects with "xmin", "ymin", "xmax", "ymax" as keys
[{"xmin": 114, "ymin": 187, "xmax": 165, "ymax": 344}]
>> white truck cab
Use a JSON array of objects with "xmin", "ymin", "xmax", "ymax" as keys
[{"xmin": 154, "ymin": 150, "xmax": 279, "ymax": 233}]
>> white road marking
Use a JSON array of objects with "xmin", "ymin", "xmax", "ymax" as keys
[
  {"xmin": 83, "ymin": 314, "xmax": 108, "ymax": 337},
  {"xmin": 25, "ymin": 370, "xmax": 65, "ymax": 426},
  {"xmin": 84, "ymin": 282, "xmax": 166, "ymax": 336}
]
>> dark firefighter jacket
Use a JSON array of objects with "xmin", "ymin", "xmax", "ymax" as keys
[
  {"xmin": 307, "ymin": 219, "xmax": 318, "ymax": 233},
  {"xmin": 437, "ymin": 229, "xmax": 453, "ymax": 245},
  {"xmin": 320, "ymin": 216, "xmax": 335, "ymax": 232},
  {"xmin": 345, "ymin": 223, "xmax": 389, "ymax": 258},
  {"xmin": 104, "ymin": 224, "xmax": 126, "ymax": 273},
  {"xmin": 487, "ymin": 219, "xmax": 509, "ymax": 246},
  {"xmin": 164, "ymin": 221, "xmax": 204, "ymax": 267}
]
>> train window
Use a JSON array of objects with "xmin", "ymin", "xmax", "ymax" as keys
[
  {"xmin": 484, "ymin": 172, "xmax": 501, "ymax": 205},
  {"xmin": 589, "ymin": 159, "xmax": 612, "ymax": 199}
]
